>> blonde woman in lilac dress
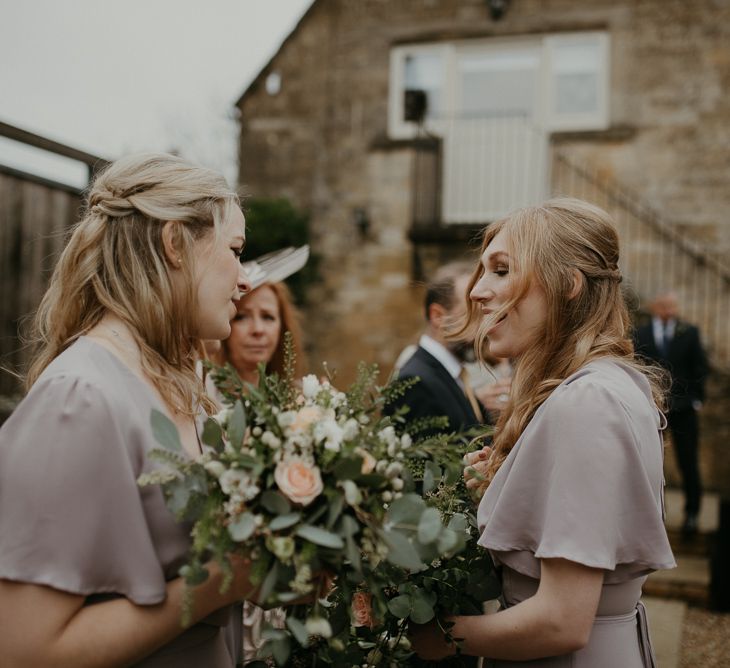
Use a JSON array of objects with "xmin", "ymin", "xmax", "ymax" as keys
[
  {"xmin": 0, "ymin": 154, "xmax": 258, "ymax": 667},
  {"xmin": 411, "ymin": 198, "xmax": 675, "ymax": 667}
]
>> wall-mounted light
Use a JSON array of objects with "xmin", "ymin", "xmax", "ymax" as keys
[
  {"xmin": 487, "ymin": 0, "xmax": 510, "ymax": 20},
  {"xmin": 352, "ymin": 207, "xmax": 370, "ymax": 238}
]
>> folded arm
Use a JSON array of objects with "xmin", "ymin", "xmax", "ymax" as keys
[
  {"xmin": 412, "ymin": 558, "xmax": 603, "ymax": 661},
  {"xmin": 0, "ymin": 558, "xmax": 255, "ymax": 668}
]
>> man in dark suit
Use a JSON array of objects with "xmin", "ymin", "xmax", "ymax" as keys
[
  {"xmin": 389, "ymin": 263, "xmax": 490, "ymax": 434},
  {"xmin": 634, "ymin": 291, "xmax": 709, "ymax": 535}
]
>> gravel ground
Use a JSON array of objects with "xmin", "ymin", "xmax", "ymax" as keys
[{"xmin": 680, "ymin": 607, "xmax": 730, "ymax": 667}]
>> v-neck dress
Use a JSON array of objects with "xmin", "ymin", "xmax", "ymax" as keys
[{"xmin": 0, "ymin": 337, "xmax": 242, "ymax": 667}]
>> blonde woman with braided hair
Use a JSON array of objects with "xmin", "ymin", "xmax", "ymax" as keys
[
  {"xmin": 411, "ymin": 198, "xmax": 675, "ymax": 667},
  {"xmin": 0, "ymin": 154, "xmax": 260, "ymax": 667}
]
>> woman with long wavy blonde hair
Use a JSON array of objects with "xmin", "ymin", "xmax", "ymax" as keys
[
  {"xmin": 412, "ymin": 198, "xmax": 675, "ymax": 667},
  {"xmin": 0, "ymin": 154, "xmax": 260, "ymax": 667}
]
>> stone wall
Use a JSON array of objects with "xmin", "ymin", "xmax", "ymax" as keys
[{"xmin": 236, "ymin": 0, "xmax": 730, "ymax": 488}]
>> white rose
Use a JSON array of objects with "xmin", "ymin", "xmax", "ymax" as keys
[
  {"xmin": 378, "ymin": 426, "xmax": 398, "ymax": 448},
  {"xmin": 277, "ymin": 411, "xmax": 297, "ymax": 429},
  {"xmin": 315, "ymin": 418, "xmax": 344, "ymax": 451},
  {"xmin": 302, "ymin": 374, "xmax": 321, "ymax": 399},
  {"xmin": 400, "ymin": 433, "xmax": 412, "ymax": 450},
  {"xmin": 342, "ymin": 418, "xmax": 360, "ymax": 442},
  {"xmin": 219, "ymin": 469, "xmax": 260, "ymax": 501}
]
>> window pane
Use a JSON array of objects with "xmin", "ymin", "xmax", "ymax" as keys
[
  {"xmin": 457, "ymin": 51, "xmax": 538, "ymax": 117},
  {"xmin": 404, "ymin": 53, "xmax": 444, "ymax": 118},
  {"xmin": 552, "ymin": 40, "xmax": 601, "ymax": 115}
]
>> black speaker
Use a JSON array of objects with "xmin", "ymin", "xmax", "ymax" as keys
[{"xmin": 404, "ymin": 89, "xmax": 427, "ymax": 123}]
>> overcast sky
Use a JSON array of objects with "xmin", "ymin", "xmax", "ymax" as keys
[{"xmin": 0, "ymin": 0, "xmax": 313, "ymax": 186}]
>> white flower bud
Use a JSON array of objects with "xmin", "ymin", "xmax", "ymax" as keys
[
  {"xmin": 302, "ymin": 374, "xmax": 321, "ymax": 399},
  {"xmin": 385, "ymin": 462, "xmax": 403, "ymax": 479},
  {"xmin": 203, "ymin": 461, "xmax": 226, "ymax": 478},
  {"xmin": 305, "ymin": 617, "xmax": 332, "ymax": 639},
  {"xmin": 391, "ymin": 477, "xmax": 404, "ymax": 491}
]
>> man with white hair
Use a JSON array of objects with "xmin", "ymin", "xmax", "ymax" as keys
[{"xmin": 634, "ymin": 291, "xmax": 709, "ymax": 536}]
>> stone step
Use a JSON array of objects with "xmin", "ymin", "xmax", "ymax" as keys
[
  {"xmin": 644, "ymin": 555, "xmax": 710, "ymax": 606},
  {"xmin": 642, "ymin": 597, "xmax": 687, "ymax": 668},
  {"xmin": 663, "ymin": 488, "xmax": 719, "ymax": 535}
]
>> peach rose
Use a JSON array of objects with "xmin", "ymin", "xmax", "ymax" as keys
[
  {"xmin": 289, "ymin": 406, "xmax": 323, "ymax": 433},
  {"xmin": 355, "ymin": 447, "xmax": 377, "ymax": 474},
  {"xmin": 352, "ymin": 591, "xmax": 375, "ymax": 628},
  {"xmin": 274, "ymin": 458, "xmax": 323, "ymax": 506}
]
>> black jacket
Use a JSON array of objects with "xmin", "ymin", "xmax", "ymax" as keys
[
  {"xmin": 388, "ymin": 346, "xmax": 486, "ymax": 433},
  {"xmin": 633, "ymin": 319, "xmax": 708, "ymax": 411}
]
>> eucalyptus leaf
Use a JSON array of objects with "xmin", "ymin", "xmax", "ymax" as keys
[
  {"xmin": 385, "ymin": 493, "xmax": 425, "ymax": 527},
  {"xmin": 333, "ymin": 456, "xmax": 363, "ymax": 481},
  {"xmin": 417, "ymin": 507, "xmax": 443, "ymax": 545},
  {"xmin": 345, "ymin": 533, "xmax": 362, "ymax": 573},
  {"xmin": 150, "ymin": 409, "xmax": 182, "ymax": 451},
  {"xmin": 269, "ymin": 513, "xmax": 301, "ymax": 531},
  {"xmin": 380, "ymin": 529, "xmax": 425, "ymax": 571},
  {"xmin": 326, "ymin": 492, "xmax": 345, "ymax": 528},
  {"xmin": 286, "ymin": 617, "xmax": 310, "ymax": 648},
  {"xmin": 228, "ymin": 400, "xmax": 247, "ymax": 448},
  {"xmin": 410, "ymin": 589, "xmax": 437, "ymax": 624},
  {"xmin": 261, "ymin": 490, "xmax": 291, "ymax": 515},
  {"xmin": 228, "ymin": 512, "xmax": 256, "ymax": 541},
  {"xmin": 296, "ymin": 525, "xmax": 345, "ymax": 549},
  {"xmin": 271, "ymin": 636, "xmax": 291, "ymax": 666},
  {"xmin": 437, "ymin": 527, "xmax": 459, "ymax": 554},
  {"xmin": 258, "ymin": 561, "xmax": 279, "ymax": 605},
  {"xmin": 261, "ymin": 628, "xmax": 288, "ymax": 641},
  {"xmin": 423, "ymin": 461, "xmax": 442, "ymax": 494},
  {"xmin": 200, "ymin": 418, "xmax": 223, "ymax": 450},
  {"xmin": 386, "ymin": 593, "xmax": 412, "ymax": 618},
  {"xmin": 340, "ymin": 514, "xmax": 359, "ymax": 537},
  {"xmin": 447, "ymin": 512, "xmax": 468, "ymax": 534}
]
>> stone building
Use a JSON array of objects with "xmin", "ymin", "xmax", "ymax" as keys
[{"xmin": 236, "ymin": 0, "xmax": 730, "ymax": 485}]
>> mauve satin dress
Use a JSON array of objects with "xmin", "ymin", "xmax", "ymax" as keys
[
  {"xmin": 0, "ymin": 337, "xmax": 242, "ymax": 667},
  {"xmin": 476, "ymin": 359, "xmax": 676, "ymax": 668}
]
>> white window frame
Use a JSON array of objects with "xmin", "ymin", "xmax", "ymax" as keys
[
  {"xmin": 388, "ymin": 31, "xmax": 610, "ymax": 138},
  {"xmin": 543, "ymin": 32, "xmax": 610, "ymax": 132}
]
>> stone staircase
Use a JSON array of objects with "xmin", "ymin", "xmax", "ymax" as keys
[{"xmin": 643, "ymin": 488, "xmax": 719, "ymax": 668}]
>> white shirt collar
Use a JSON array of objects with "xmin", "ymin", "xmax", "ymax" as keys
[
  {"xmin": 652, "ymin": 317, "xmax": 676, "ymax": 346},
  {"xmin": 419, "ymin": 334, "xmax": 462, "ymax": 380}
]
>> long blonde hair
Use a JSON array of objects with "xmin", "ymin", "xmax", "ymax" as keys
[
  {"xmin": 25, "ymin": 153, "xmax": 240, "ymax": 414},
  {"xmin": 465, "ymin": 197, "xmax": 665, "ymax": 490}
]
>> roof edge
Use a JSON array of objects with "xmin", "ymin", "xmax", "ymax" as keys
[{"xmin": 235, "ymin": 0, "xmax": 320, "ymax": 108}]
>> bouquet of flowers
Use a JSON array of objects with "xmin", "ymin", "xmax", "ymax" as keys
[{"xmin": 139, "ymin": 343, "xmax": 499, "ymax": 666}]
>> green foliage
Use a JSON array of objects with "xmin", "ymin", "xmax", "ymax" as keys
[
  {"xmin": 242, "ymin": 197, "xmax": 319, "ymax": 304},
  {"xmin": 141, "ymin": 349, "xmax": 500, "ymax": 666}
]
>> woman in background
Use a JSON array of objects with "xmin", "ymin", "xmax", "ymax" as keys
[
  {"xmin": 216, "ymin": 281, "xmax": 305, "ymax": 388},
  {"xmin": 210, "ymin": 279, "xmax": 305, "ymax": 663},
  {"xmin": 412, "ymin": 197, "xmax": 675, "ymax": 667}
]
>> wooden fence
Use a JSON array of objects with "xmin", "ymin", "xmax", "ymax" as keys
[{"xmin": 0, "ymin": 122, "xmax": 106, "ymax": 399}]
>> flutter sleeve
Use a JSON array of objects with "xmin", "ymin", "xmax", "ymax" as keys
[
  {"xmin": 477, "ymin": 376, "xmax": 675, "ymax": 582},
  {"xmin": 0, "ymin": 373, "xmax": 169, "ymax": 604}
]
